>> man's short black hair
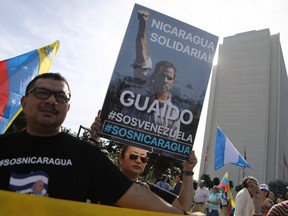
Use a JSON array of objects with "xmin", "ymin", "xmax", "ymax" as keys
[
  {"xmin": 154, "ymin": 61, "xmax": 177, "ymax": 78},
  {"xmin": 25, "ymin": 73, "xmax": 71, "ymax": 96}
]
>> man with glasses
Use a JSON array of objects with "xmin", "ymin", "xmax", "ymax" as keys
[{"xmin": 0, "ymin": 72, "xmax": 198, "ymax": 214}]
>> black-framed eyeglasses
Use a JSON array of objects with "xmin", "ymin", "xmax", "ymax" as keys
[
  {"xmin": 129, "ymin": 152, "xmax": 148, "ymax": 164},
  {"xmin": 26, "ymin": 87, "xmax": 71, "ymax": 103}
]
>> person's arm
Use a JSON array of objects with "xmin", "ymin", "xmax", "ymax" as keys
[
  {"xmin": 171, "ymin": 150, "xmax": 197, "ymax": 211},
  {"xmin": 115, "ymin": 183, "xmax": 184, "ymax": 214},
  {"xmin": 135, "ymin": 10, "xmax": 149, "ymax": 66},
  {"xmin": 207, "ymin": 196, "xmax": 221, "ymax": 205},
  {"xmin": 89, "ymin": 110, "xmax": 101, "ymax": 143}
]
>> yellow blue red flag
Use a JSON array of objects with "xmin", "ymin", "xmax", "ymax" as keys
[
  {"xmin": 218, "ymin": 172, "xmax": 235, "ymax": 213},
  {"xmin": 0, "ymin": 41, "xmax": 60, "ymax": 134}
]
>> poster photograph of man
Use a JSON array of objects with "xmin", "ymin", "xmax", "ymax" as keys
[{"xmin": 100, "ymin": 4, "xmax": 218, "ymax": 159}]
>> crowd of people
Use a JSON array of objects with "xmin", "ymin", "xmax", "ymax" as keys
[
  {"xmin": 0, "ymin": 70, "xmax": 288, "ymax": 216},
  {"xmin": 186, "ymin": 175, "xmax": 288, "ymax": 216},
  {"xmin": 90, "ymin": 105, "xmax": 288, "ymax": 216},
  {"xmin": 0, "ymin": 12, "xmax": 288, "ymax": 216}
]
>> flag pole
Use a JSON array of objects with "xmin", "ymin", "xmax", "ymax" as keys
[
  {"xmin": 203, "ymin": 145, "xmax": 209, "ymax": 175},
  {"xmin": 283, "ymin": 163, "xmax": 285, "ymax": 182},
  {"xmin": 237, "ymin": 167, "xmax": 241, "ymax": 186},
  {"xmin": 242, "ymin": 167, "xmax": 249, "ymax": 178}
]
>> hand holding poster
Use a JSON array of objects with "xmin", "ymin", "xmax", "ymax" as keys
[{"xmin": 100, "ymin": 4, "xmax": 218, "ymax": 159}]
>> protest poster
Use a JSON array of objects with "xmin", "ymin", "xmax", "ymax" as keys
[{"xmin": 100, "ymin": 4, "xmax": 218, "ymax": 159}]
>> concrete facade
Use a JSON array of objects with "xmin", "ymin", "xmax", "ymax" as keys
[{"xmin": 199, "ymin": 29, "xmax": 288, "ymax": 187}]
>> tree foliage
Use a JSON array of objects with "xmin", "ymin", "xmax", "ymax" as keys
[
  {"xmin": 268, "ymin": 180, "xmax": 288, "ymax": 198},
  {"xmin": 200, "ymin": 174, "xmax": 213, "ymax": 189}
]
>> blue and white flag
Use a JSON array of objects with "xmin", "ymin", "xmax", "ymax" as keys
[
  {"xmin": 215, "ymin": 127, "xmax": 251, "ymax": 170},
  {"xmin": 9, "ymin": 171, "xmax": 49, "ymax": 196}
]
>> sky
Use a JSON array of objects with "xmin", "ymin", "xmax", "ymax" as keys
[{"xmin": 1, "ymin": 0, "xmax": 288, "ymax": 178}]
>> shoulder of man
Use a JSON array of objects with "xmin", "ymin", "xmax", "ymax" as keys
[
  {"xmin": 0, "ymin": 130, "xmax": 24, "ymax": 141},
  {"xmin": 59, "ymin": 132, "xmax": 107, "ymax": 157},
  {"xmin": 61, "ymin": 132, "xmax": 97, "ymax": 145}
]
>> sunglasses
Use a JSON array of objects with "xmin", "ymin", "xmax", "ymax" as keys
[
  {"xmin": 129, "ymin": 152, "xmax": 148, "ymax": 164},
  {"xmin": 27, "ymin": 87, "xmax": 71, "ymax": 103}
]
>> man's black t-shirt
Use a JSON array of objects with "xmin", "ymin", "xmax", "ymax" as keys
[{"xmin": 0, "ymin": 131, "xmax": 132, "ymax": 205}]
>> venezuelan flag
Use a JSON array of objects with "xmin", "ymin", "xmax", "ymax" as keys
[
  {"xmin": 0, "ymin": 41, "xmax": 60, "ymax": 134},
  {"xmin": 218, "ymin": 172, "xmax": 235, "ymax": 213}
]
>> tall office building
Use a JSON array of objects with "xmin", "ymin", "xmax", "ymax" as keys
[{"xmin": 199, "ymin": 29, "xmax": 288, "ymax": 186}]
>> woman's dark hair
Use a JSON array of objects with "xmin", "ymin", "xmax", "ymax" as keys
[
  {"xmin": 120, "ymin": 145, "xmax": 129, "ymax": 158},
  {"xmin": 154, "ymin": 60, "xmax": 177, "ymax": 78}
]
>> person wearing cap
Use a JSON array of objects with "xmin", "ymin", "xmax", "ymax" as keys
[
  {"xmin": 206, "ymin": 185, "xmax": 221, "ymax": 216},
  {"xmin": 191, "ymin": 180, "xmax": 210, "ymax": 213},
  {"xmin": 156, "ymin": 174, "xmax": 171, "ymax": 191},
  {"xmin": 233, "ymin": 176, "xmax": 263, "ymax": 216},
  {"xmin": 260, "ymin": 184, "xmax": 274, "ymax": 216}
]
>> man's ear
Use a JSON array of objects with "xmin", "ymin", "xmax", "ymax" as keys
[
  {"xmin": 20, "ymin": 96, "xmax": 27, "ymax": 108},
  {"xmin": 66, "ymin": 103, "xmax": 70, "ymax": 112}
]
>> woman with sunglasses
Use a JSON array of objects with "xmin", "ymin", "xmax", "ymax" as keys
[
  {"xmin": 118, "ymin": 144, "xmax": 197, "ymax": 210},
  {"xmin": 118, "ymin": 145, "xmax": 149, "ymax": 184},
  {"xmin": 90, "ymin": 110, "xmax": 198, "ymax": 212}
]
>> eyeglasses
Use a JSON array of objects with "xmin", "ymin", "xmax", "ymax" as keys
[
  {"xmin": 129, "ymin": 152, "xmax": 148, "ymax": 164},
  {"xmin": 27, "ymin": 87, "xmax": 71, "ymax": 103}
]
